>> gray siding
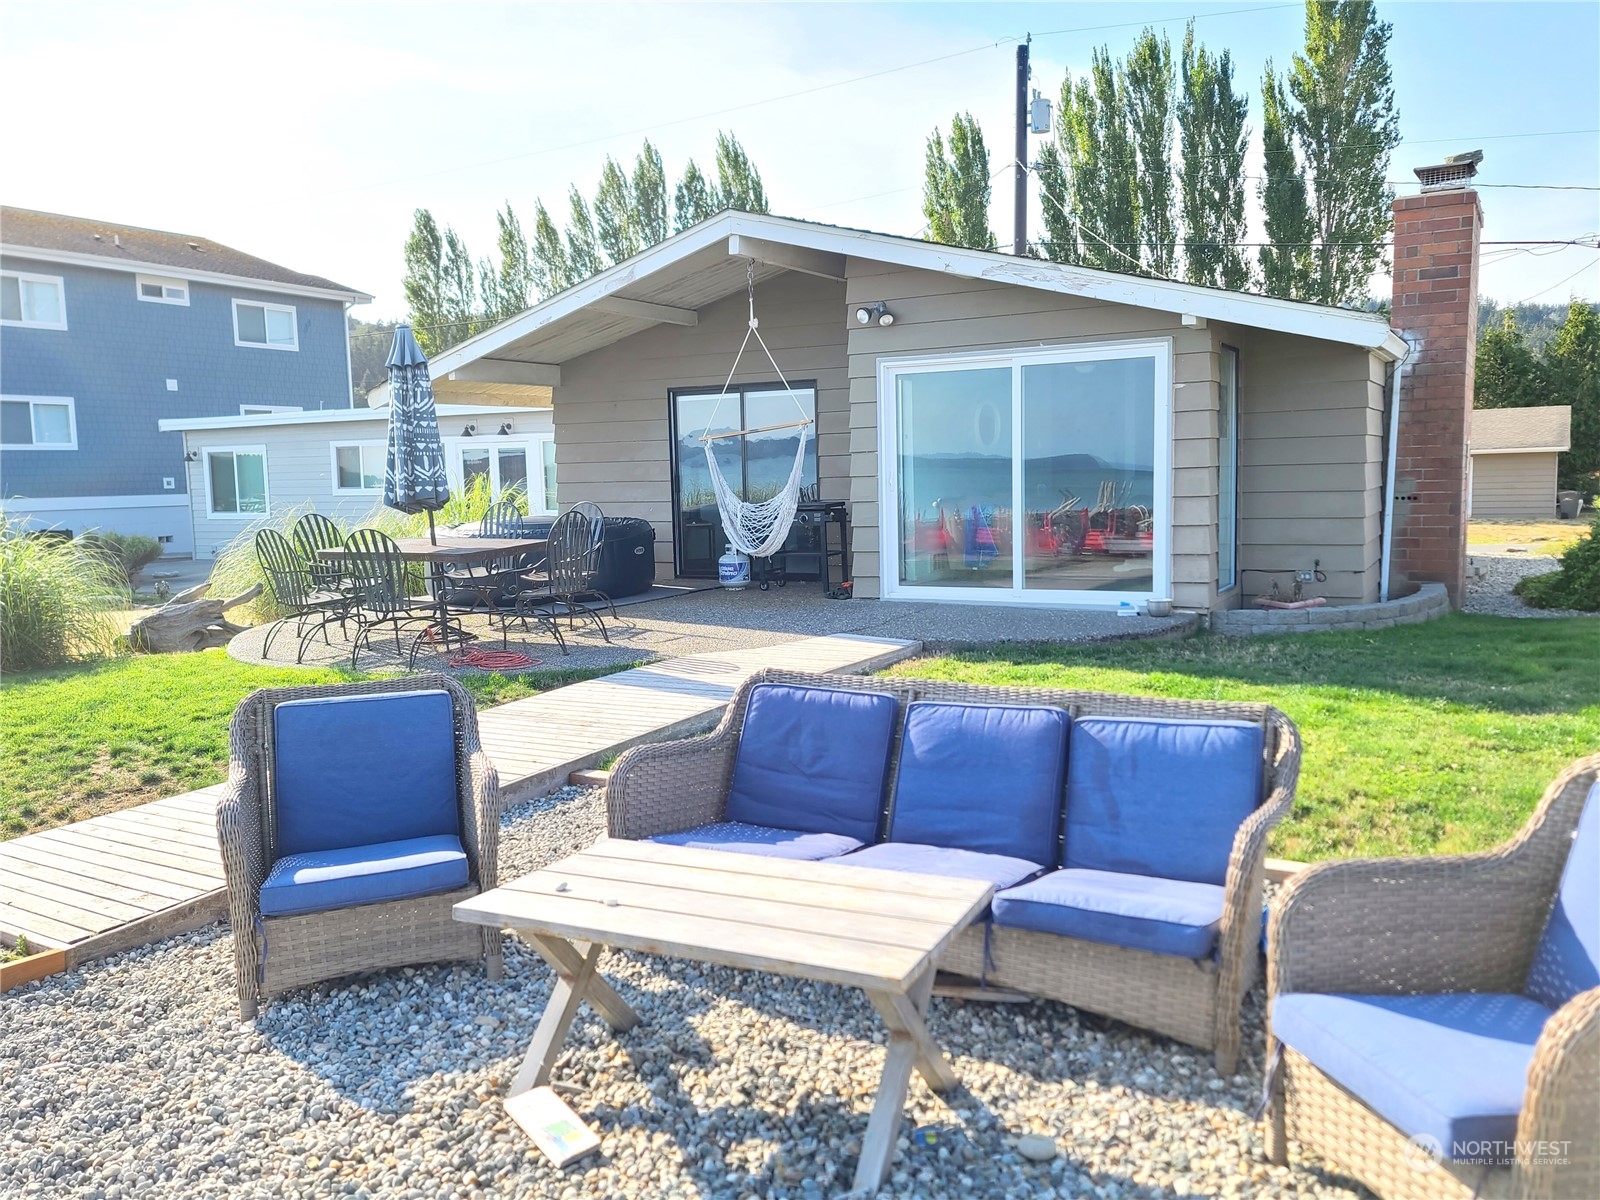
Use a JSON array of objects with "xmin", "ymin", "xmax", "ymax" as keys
[
  {"xmin": 552, "ymin": 272, "xmax": 849, "ymax": 574},
  {"xmin": 0, "ymin": 254, "xmax": 351, "ymax": 504},
  {"xmin": 1471, "ymin": 451, "xmax": 1558, "ymax": 518}
]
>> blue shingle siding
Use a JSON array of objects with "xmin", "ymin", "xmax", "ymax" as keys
[{"xmin": 0, "ymin": 254, "xmax": 351, "ymax": 499}]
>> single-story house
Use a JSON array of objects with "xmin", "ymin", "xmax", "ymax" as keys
[
  {"xmin": 158, "ymin": 403, "xmax": 554, "ymax": 558},
  {"xmin": 365, "ymin": 163, "xmax": 1482, "ymax": 615},
  {"xmin": 1469, "ymin": 405, "xmax": 1572, "ymax": 518}
]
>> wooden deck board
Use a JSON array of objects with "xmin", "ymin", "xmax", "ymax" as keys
[{"xmin": 0, "ymin": 634, "xmax": 919, "ymax": 963}]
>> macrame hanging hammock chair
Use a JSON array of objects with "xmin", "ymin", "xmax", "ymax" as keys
[{"xmin": 699, "ymin": 262, "xmax": 813, "ymax": 559}]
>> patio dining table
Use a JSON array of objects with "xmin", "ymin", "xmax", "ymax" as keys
[
  {"xmin": 321, "ymin": 534, "xmax": 547, "ymax": 655},
  {"xmin": 454, "ymin": 838, "xmax": 994, "ymax": 1191}
]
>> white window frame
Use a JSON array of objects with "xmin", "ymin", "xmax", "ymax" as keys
[
  {"xmin": 202, "ymin": 445, "xmax": 270, "ymax": 519},
  {"xmin": 877, "ymin": 338, "xmax": 1173, "ymax": 609},
  {"xmin": 330, "ymin": 440, "xmax": 386, "ymax": 494},
  {"xmin": 238, "ymin": 404, "xmax": 303, "ymax": 415},
  {"xmin": 0, "ymin": 270, "xmax": 68, "ymax": 330},
  {"xmin": 444, "ymin": 434, "xmax": 557, "ymax": 513},
  {"xmin": 1218, "ymin": 344, "xmax": 1240, "ymax": 593},
  {"xmin": 136, "ymin": 274, "xmax": 190, "ymax": 305},
  {"xmin": 0, "ymin": 395, "xmax": 78, "ymax": 450},
  {"xmin": 232, "ymin": 299, "xmax": 299, "ymax": 351}
]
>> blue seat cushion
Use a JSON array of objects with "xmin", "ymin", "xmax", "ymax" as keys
[
  {"xmin": 992, "ymin": 868, "xmax": 1226, "ymax": 958},
  {"xmin": 648, "ymin": 821, "xmax": 862, "ymax": 861},
  {"xmin": 1526, "ymin": 782, "xmax": 1599, "ymax": 1009},
  {"xmin": 838, "ymin": 842, "xmax": 1043, "ymax": 889},
  {"xmin": 1273, "ymin": 992, "xmax": 1551, "ymax": 1159},
  {"xmin": 259, "ymin": 834, "xmax": 470, "ymax": 918},
  {"xmin": 272, "ymin": 690, "xmax": 460, "ymax": 857},
  {"xmin": 889, "ymin": 701, "xmax": 1069, "ymax": 863},
  {"xmin": 1064, "ymin": 716, "xmax": 1263, "ymax": 885},
  {"xmin": 724, "ymin": 684, "xmax": 900, "ymax": 845}
]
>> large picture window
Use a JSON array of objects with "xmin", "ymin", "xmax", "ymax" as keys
[
  {"xmin": 205, "ymin": 447, "xmax": 269, "ymax": 517},
  {"xmin": 880, "ymin": 342, "xmax": 1170, "ymax": 605}
]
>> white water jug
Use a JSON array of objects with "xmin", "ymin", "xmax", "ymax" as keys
[{"xmin": 718, "ymin": 546, "xmax": 750, "ymax": 589}]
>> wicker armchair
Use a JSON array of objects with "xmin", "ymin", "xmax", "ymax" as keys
[
  {"xmin": 1265, "ymin": 755, "xmax": 1600, "ymax": 1200},
  {"xmin": 218, "ymin": 676, "xmax": 503, "ymax": 1019},
  {"xmin": 607, "ymin": 668, "xmax": 1300, "ymax": 1071}
]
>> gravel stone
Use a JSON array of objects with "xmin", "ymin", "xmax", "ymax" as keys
[
  {"xmin": 1, "ymin": 786, "xmax": 1360, "ymax": 1199},
  {"xmin": 1463, "ymin": 552, "xmax": 1594, "ymax": 619}
]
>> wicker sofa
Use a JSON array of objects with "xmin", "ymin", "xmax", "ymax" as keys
[
  {"xmin": 607, "ymin": 668, "xmax": 1301, "ymax": 1071},
  {"xmin": 218, "ymin": 676, "xmax": 503, "ymax": 1019},
  {"xmin": 1265, "ymin": 755, "xmax": 1599, "ymax": 1200}
]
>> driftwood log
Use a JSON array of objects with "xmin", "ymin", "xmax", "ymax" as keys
[{"xmin": 129, "ymin": 583, "xmax": 263, "ymax": 653}]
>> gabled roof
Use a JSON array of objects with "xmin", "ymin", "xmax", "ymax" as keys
[
  {"xmin": 369, "ymin": 210, "xmax": 1405, "ymax": 404},
  {"xmin": 1471, "ymin": 405, "xmax": 1572, "ymax": 453},
  {"xmin": 0, "ymin": 207, "xmax": 371, "ymax": 303}
]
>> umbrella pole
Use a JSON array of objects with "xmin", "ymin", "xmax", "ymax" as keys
[{"xmin": 427, "ymin": 509, "xmax": 437, "ymax": 545}]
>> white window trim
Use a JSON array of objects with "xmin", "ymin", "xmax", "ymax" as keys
[
  {"xmin": 238, "ymin": 404, "xmax": 303, "ymax": 415},
  {"xmin": 202, "ymin": 444, "xmax": 270, "ymax": 519},
  {"xmin": 232, "ymin": 298, "xmax": 299, "ymax": 351},
  {"xmin": 1217, "ymin": 344, "xmax": 1240, "ymax": 594},
  {"xmin": 876, "ymin": 339, "xmax": 1173, "ymax": 609},
  {"xmin": 136, "ymin": 274, "xmax": 190, "ymax": 306},
  {"xmin": 444, "ymin": 434, "xmax": 557, "ymax": 513},
  {"xmin": 1, "ymin": 270, "xmax": 68, "ymax": 330},
  {"xmin": 330, "ymin": 439, "xmax": 387, "ymax": 495},
  {"xmin": 1, "ymin": 395, "xmax": 78, "ymax": 450}
]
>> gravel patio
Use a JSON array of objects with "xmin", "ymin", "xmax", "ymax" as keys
[{"xmin": 2, "ymin": 787, "xmax": 1361, "ymax": 1200}]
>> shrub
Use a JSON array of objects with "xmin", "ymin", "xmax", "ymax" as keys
[
  {"xmin": 0, "ymin": 519, "xmax": 128, "ymax": 671},
  {"xmin": 79, "ymin": 530, "xmax": 164, "ymax": 583},
  {"xmin": 1514, "ymin": 519, "xmax": 1600, "ymax": 611}
]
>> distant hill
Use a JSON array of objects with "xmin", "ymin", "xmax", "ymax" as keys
[
  {"xmin": 347, "ymin": 317, "xmax": 400, "ymax": 406},
  {"xmin": 1477, "ymin": 301, "xmax": 1580, "ymax": 356}
]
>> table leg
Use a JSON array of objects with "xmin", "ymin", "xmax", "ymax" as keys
[
  {"xmin": 509, "ymin": 936, "xmax": 641, "ymax": 1098},
  {"xmin": 854, "ymin": 966, "xmax": 955, "ymax": 1192}
]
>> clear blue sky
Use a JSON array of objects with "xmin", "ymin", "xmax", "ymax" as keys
[{"xmin": 4, "ymin": 2, "xmax": 1596, "ymax": 317}]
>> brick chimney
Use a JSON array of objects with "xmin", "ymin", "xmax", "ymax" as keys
[{"xmin": 1387, "ymin": 150, "xmax": 1484, "ymax": 606}]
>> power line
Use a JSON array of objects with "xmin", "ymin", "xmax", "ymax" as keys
[{"xmin": 1514, "ymin": 260, "xmax": 1599, "ymax": 306}]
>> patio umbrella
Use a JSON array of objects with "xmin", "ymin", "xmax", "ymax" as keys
[{"xmin": 383, "ymin": 324, "xmax": 451, "ymax": 543}]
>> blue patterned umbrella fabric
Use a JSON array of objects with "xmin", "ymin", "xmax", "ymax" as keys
[{"xmin": 384, "ymin": 325, "xmax": 451, "ymax": 542}]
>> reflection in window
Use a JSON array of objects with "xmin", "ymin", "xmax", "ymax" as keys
[{"xmin": 207, "ymin": 449, "xmax": 268, "ymax": 515}]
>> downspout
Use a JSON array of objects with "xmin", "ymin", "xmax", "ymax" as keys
[
  {"xmin": 1378, "ymin": 331, "xmax": 1418, "ymax": 602},
  {"xmin": 343, "ymin": 301, "xmax": 357, "ymax": 408}
]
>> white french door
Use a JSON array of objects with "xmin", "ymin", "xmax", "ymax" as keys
[
  {"xmin": 878, "ymin": 340, "xmax": 1172, "ymax": 607},
  {"xmin": 446, "ymin": 437, "xmax": 556, "ymax": 514}
]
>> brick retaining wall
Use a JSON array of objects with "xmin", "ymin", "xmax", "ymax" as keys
[{"xmin": 1211, "ymin": 583, "xmax": 1449, "ymax": 636}]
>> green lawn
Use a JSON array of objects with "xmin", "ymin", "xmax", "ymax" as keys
[
  {"xmin": 888, "ymin": 614, "xmax": 1599, "ymax": 861},
  {"xmin": 0, "ymin": 651, "xmax": 638, "ymax": 838}
]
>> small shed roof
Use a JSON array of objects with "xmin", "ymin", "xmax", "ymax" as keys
[{"xmin": 1471, "ymin": 405, "xmax": 1572, "ymax": 453}]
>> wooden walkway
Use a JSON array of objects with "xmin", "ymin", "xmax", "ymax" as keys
[{"xmin": 0, "ymin": 634, "xmax": 918, "ymax": 967}]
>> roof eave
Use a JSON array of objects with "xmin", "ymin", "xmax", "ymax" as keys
[{"xmin": 0, "ymin": 242, "xmax": 372, "ymax": 304}]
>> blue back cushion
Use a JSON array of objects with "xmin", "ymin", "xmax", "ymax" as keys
[
  {"xmin": 1526, "ymin": 782, "xmax": 1600, "ymax": 1009},
  {"xmin": 724, "ymin": 684, "xmax": 899, "ymax": 845},
  {"xmin": 889, "ymin": 701, "xmax": 1069, "ymax": 863},
  {"xmin": 272, "ymin": 690, "xmax": 460, "ymax": 857},
  {"xmin": 1064, "ymin": 716, "xmax": 1263, "ymax": 885}
]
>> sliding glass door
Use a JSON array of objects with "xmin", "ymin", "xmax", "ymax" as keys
[{"xmin": 883, "ymin": 342, "xmax": 1169, "ymax": 605}]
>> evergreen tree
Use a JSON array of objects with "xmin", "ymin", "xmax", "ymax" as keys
[
  {"xmin": 1284, "ymin": 0, "xmax": 1400, "ymax": 305},
  {"xmin": 440, "ymin": 228, "xmax": 479, "ymax": 348},
  {"xmin": 564, "ymin": 186, "xmax": 603, "ymax": 281},
  {"xmin": 1545, "ymin": 301, "xmax": 1600, "ymax": 490},
  {"xmin": 402, "ymin": 208, "xmax": 447, "ymax": 355},
  {"xmin": 1258, "ymin": 65, "xmax": 1316, "ymax": 299},
  {"xmin": 1123, "ymin": 29, "xmax": 1177, "ymax": 278},
  {"xmin": 1475, "ymin": 312, "xmax": 1547, "ymax": 411},
  {"xmin": 1177, "ymin": 22, "xmax": 1251, "ymax": 290},
  {"xmin": 673, "ymin": 159, "xmax": 720, "ymax": 232},
  {"xmin": 594, "ymin": 156, "xmax": 639, "ymax": 265},
  {"xmin": 632, "ymin": 139, "xmax": 669, "ymax": 246},
  {"xmin": 922, "ymin": 113, "xmax": 995, "ymax": 250},
  {"xmin": 529, "ymin": 199, "xmax": 571, "ymax": 299},
  {"xmin": 714, "ymin": 132, "xmax": 768, "ymax": 213}
]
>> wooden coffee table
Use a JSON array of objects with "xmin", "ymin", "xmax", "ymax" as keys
[{"xmin": 453, "ymin": 838, "xmax": 993, "ymax": 1191}]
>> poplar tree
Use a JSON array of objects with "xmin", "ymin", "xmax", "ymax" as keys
[
  {"xmin": 632, "ymin": 140, "xmax": 669, "ymax": 246},
  {"xmin": 402, "ymin": 208, "xmax": 447, "ymax": 354},
  {"xmin": 529, "ymin": 200, "xmax": 570, "ymax": 299},
  {"xmin": 715, "ymin": 132, "xmax": 769, "ymax": 213},
  {"xmin": 479, "ymin": 203, "xmax": 532, "ymax": 322},
  {"xmin": 1177, "ymin": 23, "xmax": 1251, "ymax": 290},
  {"xmin": 1123, "ymin": 29, "xmax": 1177, "ymax": 278},
  {"xmin": 673, "ymin": 160, "xmax": 719, "ymax": 231},
  {"xmin": 922, "ymin": 113, "xmax": 996, "ymax": 250},
  {"xmin": 594, "ymin": 156, "xmax": 639, "ymax": 265},
  {"xmin": 1048, "ymin": 51, "xmax": 1139, "ymax": 272},
  {"xmin": 563, "ymin": 186, "xmax": 603, "ymax": 281},
  {"xmin": 440, "ymin": 228, "xmax": 479, "ymax": 346},
  {"xmin": 1258, "ymin": 66, "xmax": 1316, "ymax": 299}
]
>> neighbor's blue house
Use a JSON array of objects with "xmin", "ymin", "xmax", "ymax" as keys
[{"xmin": 0, "ymin": 207, "xmax": 370, "ymax": 555}]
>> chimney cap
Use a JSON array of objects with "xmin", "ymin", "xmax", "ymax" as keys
[{"xmin": 1414, "ymin": 150, "xmax": 1483, "ymax": 192}]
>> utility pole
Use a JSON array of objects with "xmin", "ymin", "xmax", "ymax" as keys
[{"xmin": 1014, "ymin": 37, "xmax": 1030, "ymax": 256}]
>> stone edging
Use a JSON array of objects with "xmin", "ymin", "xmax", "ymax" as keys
[{"xmin": 1211, "ymin": 583, "xmax": 1449, "ymax": 636}]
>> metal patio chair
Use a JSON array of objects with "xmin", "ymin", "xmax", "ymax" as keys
[
  {"xmin": 341, "ymin": 527, "xmax": 435, "ymax": 669},
  {"xmin": 292, "ymin": 511, "xmax": 346, "ymax": 596},
  {"xmin": 253, "ymin": 529, "xmax": 348, "ymax": 663},
  {"xmin": 565, "ymin": 500, "xmax": 618, "ymax": 620}
]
